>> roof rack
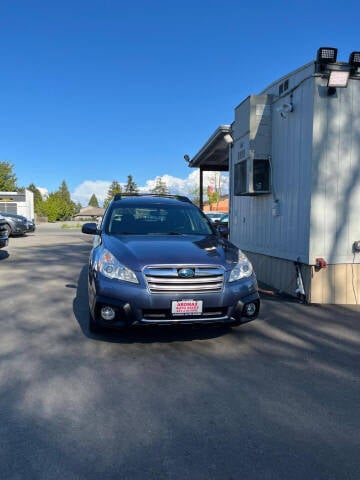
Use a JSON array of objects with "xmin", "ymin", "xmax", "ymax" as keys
[{"xmin": 113, "ymin": 193, "xmax": 192, "ymax": 203}]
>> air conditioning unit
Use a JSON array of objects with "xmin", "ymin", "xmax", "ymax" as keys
[
  {"xmin": 232, "ymin": 94, "xmax": 272, "ymax": 196},
  {"xmin": 234, "ymin": 158, "xmax": 271, "ymax": 196}
]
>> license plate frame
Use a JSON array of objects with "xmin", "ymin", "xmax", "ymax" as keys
[{"xmin": 171, "ymin": 300, "xmax": 203, "ymax": 316}]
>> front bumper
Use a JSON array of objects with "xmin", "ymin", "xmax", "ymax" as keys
[
  {"xmin": 11, "ymin": 225, "xmax": 27, "ymax": 235},
  {"xmin": 89, "ymin": 272, "xmax": 260, "ymax": 328}
]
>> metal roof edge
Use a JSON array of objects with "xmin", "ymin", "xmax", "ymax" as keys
[
  {"xmin": 259, "ymin": 61, "xmax": 315, "ymax": 94},
  {"xmin": 189, "ymin": 125, "xmax": 232, "ymax": 167}
]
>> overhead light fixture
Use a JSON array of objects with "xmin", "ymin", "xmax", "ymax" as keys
[
  {"xmin": 327, "ymin": 70, "xmax": 350, "ymax": 87},
  {"xmin": 223, "ymin": 134, "xmax": 233, "ymax": 144},
  {"xmin": 349, "ymin": 51, "xmax": 360, "ymax": 68},
  {"xmin": 317, "ymin": 47, "xmax": 338, "ymax": 64}
]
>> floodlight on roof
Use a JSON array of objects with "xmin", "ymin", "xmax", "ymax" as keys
[
  {"xmin": 317, "ymin": 47, "xmax": 338, "ymax": 63},
  {"xmin": 327, "ymin": 70, "xmax": 350, "ymax": 87},
  {"xmin": 349, "ymin": 51, "xmax": 360, "ymax": 68}
]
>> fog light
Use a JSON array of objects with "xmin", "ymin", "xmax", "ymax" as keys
[
  {"xmin": 245, "ymin": 302, "xmax": 257, "ymax": 317},
  {"xmin": 100, "ymin": 306, "xmax": 116, "ymax": 321}
]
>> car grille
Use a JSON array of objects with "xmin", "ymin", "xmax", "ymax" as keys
[{"xmin": 143, "ymin": 266, "xmax": 225, "ymax": 294}]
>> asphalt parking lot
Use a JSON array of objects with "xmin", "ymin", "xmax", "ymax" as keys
[{"xmin": 0, "ymin": 223, "xmax": 359, "ymax": 480}]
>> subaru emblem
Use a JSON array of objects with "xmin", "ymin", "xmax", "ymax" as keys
[{"xmin": 178, "ymin": 268, "xmax": 195, "ymax": 278}]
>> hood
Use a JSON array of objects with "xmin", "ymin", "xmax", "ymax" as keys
[{"xmin": 102, "ymin": 234, "xmax": 239, "ymax": 271}]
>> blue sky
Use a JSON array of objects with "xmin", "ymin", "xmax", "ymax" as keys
[{"xmin": 0, "ymin": 0, "xmax": 359, "ymax": 204}]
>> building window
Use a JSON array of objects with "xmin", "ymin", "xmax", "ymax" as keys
[
  {"xmin": 253, "ymin": 159, "xmax": 270, "ymax": 192},
  {"xmin": 234, "ymin": 159, "xmax": 270, "ymax": 195}
]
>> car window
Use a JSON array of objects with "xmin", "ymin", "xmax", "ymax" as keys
[{"xmin": 106, "ymin": 204, "xmax": 213, "ymax": 235}]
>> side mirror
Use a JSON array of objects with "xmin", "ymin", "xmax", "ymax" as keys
[
  {"xmin": 82, "ymin": 222, "xmax": 100, "ymax": 235},
  {"xmin": 217, "ymin": 224, "xmax": 229, "ymax": 238}
]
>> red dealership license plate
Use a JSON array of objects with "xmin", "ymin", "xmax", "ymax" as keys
[{"xmin": 171, "ymin": 300, "xmax": 203, "ymax": 316}]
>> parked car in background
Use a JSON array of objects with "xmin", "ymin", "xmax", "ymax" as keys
[
  {"xmin": 0, "ymin": 215, "xmax": 9, "ymax": 248},
  {"xmin": 204, "ymin": 211, "xmax": 224, "ymax": 223},
  {"xmin": 26, "ymin": 218, "xmax": 36, "ymax": 232},
  {"xmin": 215, "ymin": 213, "xmax": 229, "ymax": 239},
  {"xmin": 0, "ymin": 212, "xmax": 28, "ymax": 236},
  {"xmin": 82, "ymin": 194, "xmax": 260, "ymax": 333},
  {"xmin": 215, "ymin": 213, "xmax": 229, "ymax": 228}
]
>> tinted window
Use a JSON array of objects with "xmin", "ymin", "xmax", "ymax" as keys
[{"xmin": 106, "ymin": 204, "xmax": 213, "ymax": 235}]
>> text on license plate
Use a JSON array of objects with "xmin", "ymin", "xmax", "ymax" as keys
[{"xmin": 171, "ymin": 300, "xmax": 203, "ymax": 315}]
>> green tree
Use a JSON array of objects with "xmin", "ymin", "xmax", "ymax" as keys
[
  {"xmin": 103, "ymin": 180, "xmax": 122, "ymax": 209},
  {"xmin": 58, "ymin": 180, "xmax": 72, "ymax": 204},
  {"xmin": 88, "ymin": 193, "xmax": 99, "ymax": 207},
  {"xmin": 125, "ymin": 174, "xmax": 138, "ymax": 194},
  {"xmin": 42, "ymin": 192, "xmax": 63, "ymax": 222},
  {"xmin": 40, "ymin": 181, "xmax": 76, "ymax": 221},
  {"xmin": 207, "ymin": 185, "xmax": 219, "ymax": 208},
  {"xmin": 0, "ymin": 161, "xmax": 17, "ymax": 191},
  {"xmin": 56, "ymin": 180, "xmax": 76, "ymax": 219},
  {"xmin": 151, "ymin": 177, "xmax": 169, "ymax": 195}
]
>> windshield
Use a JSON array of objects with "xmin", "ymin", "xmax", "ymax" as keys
[{"xmin": 105, "ymin": 204, "xmax": 214, "ymax": 236}]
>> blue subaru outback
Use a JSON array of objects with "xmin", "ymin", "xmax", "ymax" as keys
[{"xmin": 81, "ymin": 194, "xmax": 260, "ymax": 333}]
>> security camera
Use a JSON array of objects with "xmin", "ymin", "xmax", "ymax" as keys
[
  {"xmin": 184, "ymin": 154, "xmax": 190, "ymax": 163},
  {"xmin": 276, "ymin": 102, "xmax": 293, "ymax": 118}
]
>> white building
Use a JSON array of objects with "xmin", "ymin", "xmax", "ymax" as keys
[
  {"xmin": 0, "ymin": 189, "xmax": 34, "ymax": 220},
  {"xmin": 189, "ymin": 47, "xmax": 360, "ymax": 304}
]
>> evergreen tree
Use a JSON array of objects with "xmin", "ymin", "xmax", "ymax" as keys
[
  {"xmin": 0, "ymin": 161, "xmax": 17, "ymax": 191},
  {"xmin": 125, "ymin": 175, "xmax": 138, "ymax": 193},
  {"xmin": 58, "ymin": 180, "xmax": 72, "ymax": 204},
  {"xmin": 88, "ymin": 193, "xmax": 99, "ymax": 207},
  {"xmin": 103, "ymin": 180, "xmax": 122, "ymax": 209},
  {"xmin": 28, "ymin": 183, "xmax": 42, "ymax": 204},
  {"xmin": 151, "ymin": 177, "xmax": 169, "ymax": 195},
  {"xmin": 44, "ymin": 180, "xmax": 77, "ymax": 220}
]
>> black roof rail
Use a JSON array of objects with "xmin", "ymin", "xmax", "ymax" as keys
[{"xmin": 113, "ymin": 193, "xmax": 192, "ymax": 203}]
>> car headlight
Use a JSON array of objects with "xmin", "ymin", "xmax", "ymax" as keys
[
  {"xmin": 97, "ymin": 249, "xmax": 139, "ymax": 283},
  {"xmin": 228, "ymin": 251, "xmax": 253, "ymax": 282}
]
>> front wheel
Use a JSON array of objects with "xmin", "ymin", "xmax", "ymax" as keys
[{"xmin": 4, "ymin": 224, "xmax": 11, "ymax": 237}]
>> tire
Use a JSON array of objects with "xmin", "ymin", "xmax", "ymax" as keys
[{"xmin": 4, "ymin": 224, "xmax": 11, "ymax": 237}]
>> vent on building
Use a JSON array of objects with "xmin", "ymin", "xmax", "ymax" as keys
[
  {"xmin": 234, "ymin": 159, "xmax": 271, "ymax": 196},
  {"xmin": 279, "ymin": 79, "xmax": 289, "ymax": 96}
]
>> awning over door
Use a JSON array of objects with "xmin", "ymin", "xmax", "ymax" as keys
[{"xmin": 188, "ymin": 125, "xmax": 232, "ymax": 209}]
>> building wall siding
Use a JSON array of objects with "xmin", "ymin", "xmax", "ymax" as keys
[
  {"xmin": 309, "ymin": 263, "xmax": 360, "ymax": 304},
  {"xmin": 246, "ymin": 250, "xmax": 360, "ymax": 305},
  {"xmin": 310, "ymin": 78, "xmax": 360, "ymax": 265},
  {"xmin": 230, "ymin": 65, "xmax": 315, "ymax": 263},
  {"xmin": 226, "ymin": 62, "xmax": 360, "ymax": 304}
]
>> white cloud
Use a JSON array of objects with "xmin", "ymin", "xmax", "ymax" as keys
[
  {"xmin": 36, "ymin": 187, "xmax": 49, "ymax": 200},
  {"xmin": 71, "ymin": 171, "xmax": 229, "ymax": 206},
  {"xmin": 71, "ymin": 180, "xmax": 112, "ymax": 205}
]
